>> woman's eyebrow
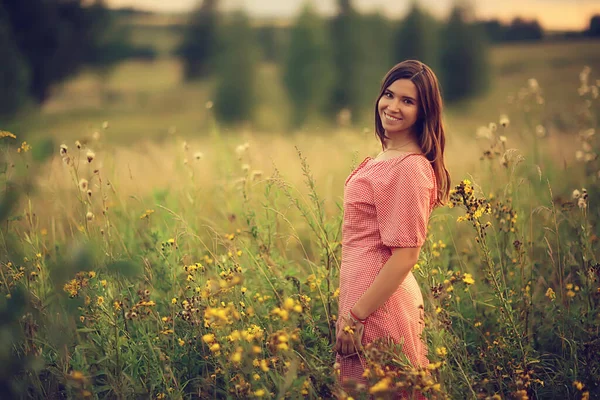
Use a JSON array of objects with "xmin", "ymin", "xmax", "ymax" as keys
[{"xmin": 385, "ymin": 89, "xmax": 416, "ymax": 101}]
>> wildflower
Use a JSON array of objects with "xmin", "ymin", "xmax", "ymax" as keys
[
  {"xmin": 17, "ymin": 141, "xmax": 31, "ymax": 153},
  {"xmin": 209, "ymin": 343, "xmax": 221, "ymax": 353},
  {"xmin": 578, "ymin": 197, "xmax": 587, "ymax": 209},
  {"xmin": 113, "ymin": 301, "xmax": 121, "ymax": 310},
  {"xmin": 241, "ymin": 164, "xmax": 250, "ymax": 172},
  {"xmin": 574, "ymin": 381, "xmax": 584, "ymax": 391},
  {"xmin": 205, "ymin": 101, "xmax": 213, "ymax": 109},
  {"xmin": 435, "ymin": 347, "xmax": 448, "ymax": 357},
  {"xmin": 202, "ymin": 333, "xmax": 215, "ymax": 344},
  {"xmin": 499, "ymin": 135, "xmax": 507, "ymax": 143},
  {"xmin": 102, "ymin": 121, "xmax": 109, "ymax": 129},
  {"xmin": 528, "ymin": 78, "xmax": 539, "ymax": 91},
  {"xmin": 171, "ymin": 297, "xmax": 177, "ymax": 304},
  {"xmin": 86, "ymin": 150, "xmax": 95, "ymax": 163},
  {"xmin": 545, "ymin": 287, "xmax": 556, "ymax": 300},
  {"xmin": 572, "ymin": 189, "xmax": 581, "ymax": 199},
  {"xmin": 462, "ymin": 273, "xmax": 475, "ymax": 285},
  {"xmin": 476, "ymin": 126, "xmax": 492, "ymax": 139},
  {"xmin": 79, "ymin": 179, "xmax": 88, "ymax": 191},
  {"xmin": 97, "ymin": 296, "xmax": 104, "ymax": 306},
  {"xmin": 369, "ymin": 377, "xmax": 391, "ymax": 394},
  {"xmin": 251, "ymin": 170, "xmax": 263, "ymax": 180},
  {"xmin": 536, "ymin": 125, "xmax": 546, "ymax": 138},
  {"xmin": 86, "ymin": 211, "xmax": 94, "ymax": 221},
  {"xmin": 182, "ymin": 141, "xmax": 189, "ymax": 151},
  {"xmin": 0, "ymin": 131, "xmax": 16, "ymax": 139},
  {"xmin": 567, "ymin": 290, "xmax": 576, "ymax": 298},
  {"xmin": 576, "ymin": 151, "xmax": 584, "ymax": 161},
  {"xmin": 194, "ymin": 151, "xmax": 203, "ymax": 160},
  {"xmin": 259, "ymin": 359, "xmax": 270, "ymax": 372},
  {"xmin": 488, "ymin": 122, "xmax": 497, "ymax": 132},
  {"xmin": 499, "ymin": 114, "xmax": 510, "ymax": 128},
  {"xmin": 253, "ymin": 389, "xmax": 265, "ymax": 397},
  {"xmin": 178, "ymin": 338, "xmax": 185, "ymax": 347},
  {"xmin": 75, "ymin": 140, "xmax": 82, "ymax": 149}
]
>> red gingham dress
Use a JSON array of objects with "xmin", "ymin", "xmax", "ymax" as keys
[{"xmin": 336, "ymin": 152, "xmax": 437, "ymax": 388}]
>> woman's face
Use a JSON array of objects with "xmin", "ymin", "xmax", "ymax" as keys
[{"xmin": 377, "ymin": 79, "xmax": 420, "ymax": 137}]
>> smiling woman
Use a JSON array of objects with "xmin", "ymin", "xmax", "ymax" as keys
[{"xmin": 334, "ymin": 60, "xmax": 451, "ymax": 398}]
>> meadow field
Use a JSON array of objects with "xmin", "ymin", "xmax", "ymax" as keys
[{"xmin": 1, "ymin": 36, "xmax": 600, "ymax": 399}]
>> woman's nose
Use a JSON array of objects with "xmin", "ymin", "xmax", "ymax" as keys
[{"xmin": 388, "ymin": 99, "xmax": 401, "ymax": 112}]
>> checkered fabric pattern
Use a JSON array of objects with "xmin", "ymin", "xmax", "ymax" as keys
[{"xmin": 336, "ymin": 153, "xmax": 437, "ymax": 395}]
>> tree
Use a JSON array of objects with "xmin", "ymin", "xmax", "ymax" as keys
[
  {"xmin": 0, "ymin": 3, "xmax": 30, "ymax": 117},
  {"xmin": 283, "ymin": 4, "xmax": 334, "ymax": 126},
  {"xmin": 505, "ymin": 18, "xmax": 543, "ymax": 41},
  {"xmin": 2, "ymin": 0, "xmax": 107, "ymax": 103},
  {"xmin": 439, "ymin": 4, "xmax": 490, "ymax": 103},
  {"xmin": 329, "ymin": 0, "xmax": 366, "ymax": 118},
  {"xmin": 177, "ymin": 0, "xmax": 219, "ymax": 80},
  {"xmin": 213, "ymin": 11, "xmax": 259, "ymax": 123},
  {"xmin": 588, "ymin": 15, "xmax": 600, "ymax": 37},
  {"xmin": 393, "ymin": 2, "xmax": 439, "ymax": 70}
]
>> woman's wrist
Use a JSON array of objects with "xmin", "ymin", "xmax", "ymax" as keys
[{"xmin": 349, "ymin": 308, "xmax": 367, "ymax": 324}]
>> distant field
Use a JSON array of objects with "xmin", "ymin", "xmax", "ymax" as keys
[{"xmin": 5, "ymin": 35, "xmax": 599, "ymax": 183}]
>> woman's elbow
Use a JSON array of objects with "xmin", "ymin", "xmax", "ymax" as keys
[{"xmin": 390, "ymin": 246, "xmax": 421, "ymax": 267}]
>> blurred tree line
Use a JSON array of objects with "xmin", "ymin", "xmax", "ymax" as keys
[
  {"xmin": 180, "ymin": 0, "xmax": 492, "ymax": 126},
  {"xmin": 0, "ymin": 0, "xmax": 156, "ymax": 118}
]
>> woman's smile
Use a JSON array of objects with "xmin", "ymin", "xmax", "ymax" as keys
[{"xmin": 383, "ymin": 111, "xmax": 402, "ymax": 122}]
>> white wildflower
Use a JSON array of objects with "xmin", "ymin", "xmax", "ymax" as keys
[
  {"xmin": 79, "ymin": 179, "xmax": 88, "ymax": 191},
  {"xmin": 75, "ymin": 140, "xmax": 82, "ymax": 149},
  {"xmin": 476, "ymin": 126, "xmax": 492, "ymax": 139},
  {"xmin": 86, "ymin": 211, "xmax": 94, "ymax": 221},
  {"xmin": 499, "ymin": 114, "xmax": 510, "ymax": 128},
  {"xmin": 205, "ymin": 101, "xmax": 214, "ymax": 109},
  {"xmin": 535, "ymin": 125, "xmax": 546, "ymax": 138},
  {"xmin": 528, "ymin": 78, "xmax": 539, "ymax": 92},
  {"xmin": 102, "ymin": 121, "xmax": 109, "ymax": 129},
  {"xmin": 60, "ymin": 144, "xmax": 68, "ymax": 156},
  {"xmin": 488, "ymin": 122, "xmax": 497, "ymax": 133},
  {"xmin": 572, "ymin": 189, "xmax": 581, "ymax": 199},
  {"xmin": 241, "ymin": 164, "xmax": 250, "ymax": 172},
  {"xmin": 194, "ymin": 152, "xmax": 203, "ymax": 161},
  {"xmin": 577, "ymin": 197, "xmax": 587, "ymax": 209},
  {"xmin": 499, "ymin": 135, "xmax": 507, "ymax": 143},
  {"xmin": 86, "ymin": 150, "xmax": 95, "ymax": 163},
  {"xmin": 251, "ymin": 170, "xmax": 263, "ymax": 180}
]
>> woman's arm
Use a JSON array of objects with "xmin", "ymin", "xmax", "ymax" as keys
[{"xmin": 351, "ymin": 246, "xmax": 420, "ymax": 320}]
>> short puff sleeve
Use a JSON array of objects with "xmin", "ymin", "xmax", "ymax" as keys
[{"xmin": 371, "ymin": 155, "xmax": 436, "ymax": 248}]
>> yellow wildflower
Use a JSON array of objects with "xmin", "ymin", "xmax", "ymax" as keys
[
  {"xmin": 254, "ymin": 389, "xmax": 265, "ymax": 397},
  {"xmin": 202, "ymin": 334, "xmax": 215, "ymax": 344},
  {"xmin": 369, "ymin": 377, "xmax": 391, "ymax": 394},
  {"xmin": 96, "ymin": 296, "xmax": 104, "ymax": 306},
  {"xmin": 545, "ymin": 288, "xmax": 556, "ymax": 300},
  {"xmin": 178, "ymin": 338, "xmax": 185, "ymax": 347},
  {"xmin": 463, "ymin": 273, "xmax": 475, "ymax": 285},
  {"xmin": 436, "ymin": 347, "xmax": 448, "ymax": 357},
  {"xmin": 574, "ymin": 381, "xmax": 584, "ymax": 391}
]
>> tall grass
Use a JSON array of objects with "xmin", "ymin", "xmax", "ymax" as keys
[{"xmin": 0, "ymin": 66, "xmax": 598, "ymax": 399}]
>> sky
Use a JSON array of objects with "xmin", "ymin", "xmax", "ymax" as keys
[{"xmin": 105, "ymin": 0, "xmax": 600, "ymax": 31}]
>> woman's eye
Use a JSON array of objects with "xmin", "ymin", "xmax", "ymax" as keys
[
  {"xmin": 385, "ymin": 92, "xmax": 393, "ymax": 98},
  {"xmin": 404, "ymin": 99, "xmax": 413, "ymax": 105}
]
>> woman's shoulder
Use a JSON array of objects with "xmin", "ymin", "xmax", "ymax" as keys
[{"xmin": 370, "ymin": 153, "xmax": 434, "ymax": 187}]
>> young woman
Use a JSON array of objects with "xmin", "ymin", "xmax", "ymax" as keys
[{"xmin": 334, "ymin": 60, "xmax": 451, "ymax": 395}]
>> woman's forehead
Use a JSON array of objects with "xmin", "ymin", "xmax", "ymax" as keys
[{"xmin": 386, "ymin": 79, "xmax": 418, "ymax": 98}]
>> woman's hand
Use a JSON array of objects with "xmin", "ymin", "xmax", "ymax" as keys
[{"xmin": 334, "ymin": 313, "xmax": 365, "ymax": 356}]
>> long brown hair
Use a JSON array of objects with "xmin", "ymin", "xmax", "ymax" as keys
[{"xmin": 374, "ymin": 60, "xmax": 450, "ymax": 206}]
